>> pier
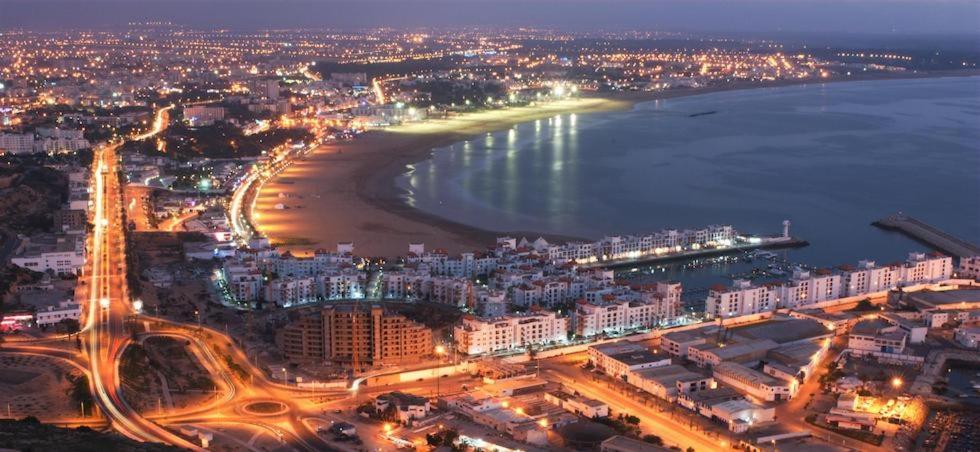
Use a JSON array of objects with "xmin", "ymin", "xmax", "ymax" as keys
[
  {"xmin": 583, "ymin": 236, "xmax": 809, "ymax": 270},
  {"xmin": 873, "ymin": 214, "xmax": 980, "ymax": 258}
]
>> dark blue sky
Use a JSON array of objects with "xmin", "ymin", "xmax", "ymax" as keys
[{"xmin": 1, "ymin": 1, "xmax": 978, "ymax": 34}]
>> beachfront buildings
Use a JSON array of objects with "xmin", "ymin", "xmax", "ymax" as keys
[
  {"xmin": 275, "ymin": 304, "xmax": 432, "ymax": 367},
  {"xmin": 705, "ymin": 252, "xmax": 954, "ymax": 319},
  {"xmin": 454, "ymin": 311, "xmax": 569, "ymax": 355},
  {"xmin": 705, "ymin": 279, "xmax": 777, "ymax": 319},
  {"xmin": 542, "ymin": 224, "xmax": 738, "ymax": 265},
  {"xmin": 573, "ymin": 281, "xmax": 683, "ymax": 337}
]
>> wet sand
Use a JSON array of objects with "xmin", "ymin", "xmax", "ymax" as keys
[{"xmin": 254, "ymin": 71, "xmax": 980, "ymax": 258}]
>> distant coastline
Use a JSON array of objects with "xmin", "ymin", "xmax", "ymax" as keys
[{"xmin": 254, "ymin": 69, "xmax": 980, "ymax": 258}]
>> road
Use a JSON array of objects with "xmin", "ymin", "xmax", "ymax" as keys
[
  {"xmin": 541, "ymin": 355, "xmax": 726, "ymax": 452},
  {"xmin": 60, "ymin": 101, "xmax": 468, "ymax": 450},
  {"xmin": 81, "ymin": 142, "xmax": 202, "ymax": 448}
]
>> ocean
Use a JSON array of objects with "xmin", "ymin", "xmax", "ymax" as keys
[{"xmin": 398, "ymin": 77, "xmax": 980, "ymax": 296}]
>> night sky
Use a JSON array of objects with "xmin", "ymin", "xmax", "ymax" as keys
[{"xmin": 1, "ymin": 0, "xmax": 978, "ymax": 34}]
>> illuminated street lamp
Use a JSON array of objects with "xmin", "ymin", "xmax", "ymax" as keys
[
  {"xmin": 132, "ymin": 298, "xmax": 143, "ymax": 313},
  {"xmin": 99, "ymin": 298, "xmax": 110, "ymax": 310},
  {"xmin": 891, "ymin": 377, "xmax": 903, "ymax": 389}
]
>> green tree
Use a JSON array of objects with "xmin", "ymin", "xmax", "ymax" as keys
[{"xmin": 643, "ymin": 434, "xmax": 664, "ymax": 445}]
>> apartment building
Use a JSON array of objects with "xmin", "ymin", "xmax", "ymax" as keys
[
  {"xmin": 454, "ymin": 311, "xmax": 568, "ymax": 355},
  {"xmin": 276, "ymin": 304, "xmax": 432, "ymax": 367}
]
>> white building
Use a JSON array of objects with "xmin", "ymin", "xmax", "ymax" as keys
[
  {"xmin": 11, "ymin": 234, "xmax": 86, "ymax": 275},
  {"xmin": 454, "ymin": 311, "xmax": 568, "ymax": 355},
  {"xmin": 847, "ymin": 319, "xmax": 907, "ymax": 354},
  {"xmin": 574, "ymin": 282, "xmax": 682, "ymax": 336},
  {"xmin": 712, "ymin": 361, "xmax": 795, "ymax": 402},
  {"xmin": 588, "ymin": 342, "xmax": 671, "ymax": 379},
  {"xmin": 840, "ymin": 260, "xmax": 900, "ymax": 297},
  {"xmin": 183, "ymin": 106, "xmax": 226, "ymax": 126},
  {"xmin": 374, "ymin": 392, "xmax": 430, "ymax": 424},
  {"xmin": 957, "ymin": 256, "xmax": 980, "ymax": 279},
  {"xmin": 776, "ymin": 268, "xmax": 841, "ymax": 308},
  {"xmin": 0, "ymin": 133, "xmax": 36, "ymax": 154},
  {"xmin": 705, "ymin": 279, "xmax": 776, "ymax": 319},
  {"xmin": 627, "ymin": 365, "xmax": 713, "ymax": 401},
  {"xmin": 545, "ymin": 390, "xmax": 609, "ymax": 418},
  {"xmin": 900, "ymin": 252, "xmax": 953, "ymax": 285},
  {"xmin": 265, "ymin": 277, "xmax": 316, "ymax": 307},
  {"xmin": 35, "ymin": 301, "xmax": 82, "ymax": 327},
  {"xmin": 316, "ymin": 271, "xmax": 364, "ymax": 299},
  {"xmin": 954, "ymin": 325, "xmax": 980, "ymax": 349}
]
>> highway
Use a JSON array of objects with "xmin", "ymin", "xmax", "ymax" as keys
[
  {"xmin": 82, "ymin": 142, "xmax": 202, "ymax": 448},
  {"xmin": 64, "ymin": 101, "xmax": 468, "ymax": 450}
]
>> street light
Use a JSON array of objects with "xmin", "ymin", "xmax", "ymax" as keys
[
  {"xmin": 99, "ymin": 298, "xmax": 110, "ymax": 310},
  {"xmin": 891, "ymin": 377, "xmax": 903, "ymax": 389},
  {"xmin": 132, "ymin": 299, "xmax": 143, "ymax": 313}
]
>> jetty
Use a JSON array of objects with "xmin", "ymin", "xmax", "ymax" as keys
[
  {"xmin": 873, "ymin": 214, "xmax": 980, "ymax": 258},
  {"xmin": 583, "ymin": 236, "xmax": 809, "ymax": 270}
]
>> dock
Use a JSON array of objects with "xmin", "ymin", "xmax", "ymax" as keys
[
  {"xmin": 873, "ymin": 214, "xmax": 980, "ymax": 258},
  {"xmin": 582, "ymin": 236, "xmax": 809, "ymax": 270}
]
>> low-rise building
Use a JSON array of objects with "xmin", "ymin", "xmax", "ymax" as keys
[
  {"xmin": 544, "ymin": 389, "xmax": 609, "ymax": 418},
  {"xmin": 375, "ymin": 392, "xmax": 430, "ymax": 424},
  {"xmin": 712, "ymin": 361, "xmax": 795, "ymax": 402},
  {"xmin": 10, "ymin": 233, "xmax": 86, "ymax": 275},
  {"xmin": 847, "ymin": 319, "xmax": 907, "ymax": 354},
  {"xmin": 588, "ymin": 341, "xmax": 671, "ymax": 379},
  {"xmin": 601, "ymin": 435, "xmax": 672, "ymax": 452},
  {"xmin": 34, "ymin": 300, "xmax": 82, "ymax": 327},
  {"xmin": 627, "ymin": 365, "xmax": 713, "ymax": 400},
  {"xmin": 954, "ymin": 325, "xmax": 980, "ymax": 349}
]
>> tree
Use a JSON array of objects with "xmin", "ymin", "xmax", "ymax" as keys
[
  {"xmin": 625, "ymin": 414, "xmax": 641, "ymax": 425},
  {"xmin": 56, "ymin": 318, "xmax": 80, "ymax": 335},
  {"xmin": 643, "ymin": 434, "xmax": 664, "ymax": 445}
]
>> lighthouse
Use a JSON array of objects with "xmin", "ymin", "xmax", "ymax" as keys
[{"xmin": 782, "ymin": 220, "xmax": 791, "ymax": 238}]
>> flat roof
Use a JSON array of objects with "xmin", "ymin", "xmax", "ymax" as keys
[
  {"xmin": 601, "ymin": 435, "xmax": 672, "ymax": 452},
  {"xmin": 767, "ymin": 340, "xmax": 824, "ymax": 366},
  {"xmin": 682, "ymin": 387, "xmax": 741, "ymax": 403},
  {"xmin": 663, "ymin": 325, "xmax": 720, "ymax": 343},
  {"xmin": 851, "ymin": 319, "xmax": 892, "ymax": 335},
  {"xmin": 632, "ymin": 365, "xmax": 706, "ymax": 386},
  {"xmin": 715, "ymin": 361, "xmax": 785, "ymax": 387},
  {"xmin": 909, "ymin": 289, "xmax": 980, "ymax": 308},
  {"xmin": 731, "ymin": 318, "xmax": 829, "ymax": 344},
  {"xmin": 608, "ymin": 349, "xmax": 669, "ymax": 366},
  {"xmin": 701, "ymin": 339, "xmax": 779, "ymax": 361}
]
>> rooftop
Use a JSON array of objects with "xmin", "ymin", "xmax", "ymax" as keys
[
  {"xmin": 731, "ymin": 317, "xmax": 829, "ymax": 344},
  {"xmin": 908, "ymin": 289, "xmax": 980, "ymax": 309},
  {"xmin": 607, "ymin": 349, "xmax": 668, "ymax": 366}
]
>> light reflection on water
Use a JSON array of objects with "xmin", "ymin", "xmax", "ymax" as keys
[{"xmin": 397, "ymin": 77, "xmax": 980, "ymax": 289}]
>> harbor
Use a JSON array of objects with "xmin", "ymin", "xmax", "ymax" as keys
[
  {"xmin": 585, "ymin": 235, "xmax": 808, "ymax": 270},
  {"xmin": 873, "ymin": 214, "xmax": 980, "ymax": 259}
]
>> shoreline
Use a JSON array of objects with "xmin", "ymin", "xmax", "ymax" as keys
[{"xmin": 254, "ymin": 70, "xmax": 979, "ymax": 258}]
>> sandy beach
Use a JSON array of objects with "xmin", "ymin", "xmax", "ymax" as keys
[{"xmin": 253, "ymin": 71, "xmax": 979, "ymax": 258}]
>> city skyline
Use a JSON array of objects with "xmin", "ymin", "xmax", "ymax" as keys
[
  {"xmin": 2, "ymin": 0, "xmax": 979, "ymax": 34},
  {"xmin": 0, "ymin": 8, "xmax": 977, "ymax": 452}
]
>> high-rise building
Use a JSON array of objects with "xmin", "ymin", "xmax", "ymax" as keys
[{"xmin": 276, "ymin": 304, "xmax": 433, "ymax": 368}]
